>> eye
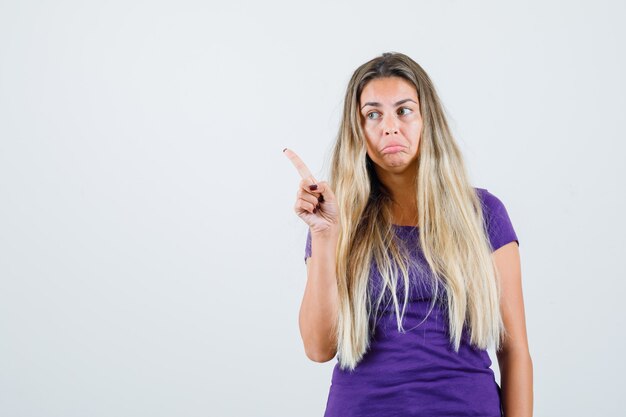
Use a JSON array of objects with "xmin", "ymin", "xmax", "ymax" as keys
[
  {"xmin": 366, "ymin": 111, "xmax": 381, "ymax": 120},
  {"xmin": 398, "ymin": 107, "xmax": 412, "ymax": 116}
]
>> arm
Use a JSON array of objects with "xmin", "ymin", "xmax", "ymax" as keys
[
  {"xmin": 494, "ymin": 241, "xmax": 534, "ymax": 417},
  {"xmin": 299, "ymin": 229, "xmax": 339, "ymax": 362}
]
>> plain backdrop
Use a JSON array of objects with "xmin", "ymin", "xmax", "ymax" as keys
[{"xmin": 1, "ymin": 0, "xmax": 624, "ymax": 416}]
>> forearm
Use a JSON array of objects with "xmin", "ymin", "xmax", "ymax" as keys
[
  {"xmin": 498, "ymin": 351, "xmax": 534, "ymax": 417},
  {"xmin": 299, "ymin": 229, "xmax": 339, "ymax": 362}
]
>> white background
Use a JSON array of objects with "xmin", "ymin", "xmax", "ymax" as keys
[{"xmin": 1, "ymin": 0, "xmax": 624, "ymax": 416}]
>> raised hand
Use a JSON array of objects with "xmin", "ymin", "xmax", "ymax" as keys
[{"xmin": 283, "ymin": 148, "xmax": 339, "ymax": 234}]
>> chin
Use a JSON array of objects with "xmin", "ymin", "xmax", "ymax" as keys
[
  {"xmin": 384, "ymin": 162, "xmax": 412, "ymax": 173},
  {"xmin": 384, "ymin": 157, "xmax": 418, "ymax": 173},
  {"xmin": 382, "ymin": 155, "xmax": 409, "ymax": 167}
]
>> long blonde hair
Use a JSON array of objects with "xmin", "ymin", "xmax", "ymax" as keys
[{"xmin": 330, "ymin": 52, "xmax": 506, "ymax": 371}]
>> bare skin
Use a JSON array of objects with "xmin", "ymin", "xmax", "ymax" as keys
[
  {"xmin": 283, "ymin": 148, "xmax": 339, "ymax": 362},
  {"xmin": 494, "ymin": 241, "xmax": 534, "ymax": 417},
  {"xmin": 359, "ymin": 76, "xmax": 423, "ymax": 225}
]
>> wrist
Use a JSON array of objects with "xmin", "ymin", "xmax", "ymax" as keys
[{"xmin": 310, "ymin": 225, "xmax": 340, "ymax": 240}]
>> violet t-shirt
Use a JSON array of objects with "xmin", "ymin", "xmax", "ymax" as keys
[{"xmin": 304, "ymin": 187, "xmax": 519, "ymax": 417}]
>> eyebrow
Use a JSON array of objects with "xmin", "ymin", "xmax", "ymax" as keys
[{"xmin": 360, "ymin": 98, "xmax": 418, "ymax": 110}]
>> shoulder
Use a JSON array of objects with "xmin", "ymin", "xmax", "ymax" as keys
[
  {"xmin": 473, "ymin": 187, "xmax": 504, "ymax": 209},
  {"xmin": 472, "ymin": 186, "xmax": 519, "ymax": 251},
  {"xmin": 473, "ymin": 187, "xmax": 510, "ymax": 219}
]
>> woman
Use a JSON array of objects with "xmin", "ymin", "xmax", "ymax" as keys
[{"xmin": 284, "ymin": 52, "xmax": 533, "ymax": 417}]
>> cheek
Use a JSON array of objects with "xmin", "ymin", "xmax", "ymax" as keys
[
  {"xmin": 364, "ymin": 137, "xmax": 380, "ymax": 160},
  {"xmin": 363, "ymin": 124, "xmax": 375, "ymax": 138},
  {"xmin": 410, "ymin": 122, "xmax": 423, "ymax": 141},
  {"xmin": 363, "ymin": 128, "xmax": 377, "ymax": 148}
]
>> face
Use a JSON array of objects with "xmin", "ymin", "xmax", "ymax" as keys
[{"xmin": 359, "ymin": 76, "xmax": 422, "ymax": 176}]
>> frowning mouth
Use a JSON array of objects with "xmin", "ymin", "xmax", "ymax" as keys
[{"xmin": 381, "ymin": 145, "xmax": 406, "ymax": 154}]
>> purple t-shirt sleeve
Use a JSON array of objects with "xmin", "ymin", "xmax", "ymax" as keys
[
  {"xmin": 304, "ymin": 229, "xmax": 312, "ymax": 264},
  {"xmin": 477, "ymin": 188, "xmax": 519, "ymax": 252}
]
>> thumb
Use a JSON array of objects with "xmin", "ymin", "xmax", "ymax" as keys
[{"xmin": 314, "ymin": 181, "xmax": 335, "ymax": 202}]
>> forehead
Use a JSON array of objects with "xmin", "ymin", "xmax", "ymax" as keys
[{"xmin": 359, "ymin": 76, "xmax": 418, "ymax": 102}]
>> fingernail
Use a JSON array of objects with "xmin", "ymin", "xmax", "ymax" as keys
[
  {"xmin": 318, "ymin": 195, "xmax": 324, "ymax": 203},
  {"xmin": 309, "ymin": 184, "xmax": 318, "ymax": 191},
  {"xmin": 313, "ymin": 208, "xmax": 317, "ymax": 213},
  {"xmin": 282, "ymin": 148, "xmax": 287, "ymax": 152}
]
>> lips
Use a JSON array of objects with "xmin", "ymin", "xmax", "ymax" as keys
[{"xmin": 381, "ymin": 143, "xmax": 406, "ymax": 154}]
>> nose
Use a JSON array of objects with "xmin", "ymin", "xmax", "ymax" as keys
[{"xmin": 383, "ymin": 115, "xmax": 399, "ymax": 135}]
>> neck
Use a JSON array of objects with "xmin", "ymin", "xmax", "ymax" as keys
[{"xmin": 375, "ymin": 165, "xmax": 418, "ymax": 226}]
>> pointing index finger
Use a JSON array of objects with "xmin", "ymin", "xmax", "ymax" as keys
[{"xmin": 283, "ymin": 148, "xmax": 316, "ymax": 183}]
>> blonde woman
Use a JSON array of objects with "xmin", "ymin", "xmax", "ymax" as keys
[{"xmin": 284, "ymin": 52, "xmax": 532, "ymax": 417}]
